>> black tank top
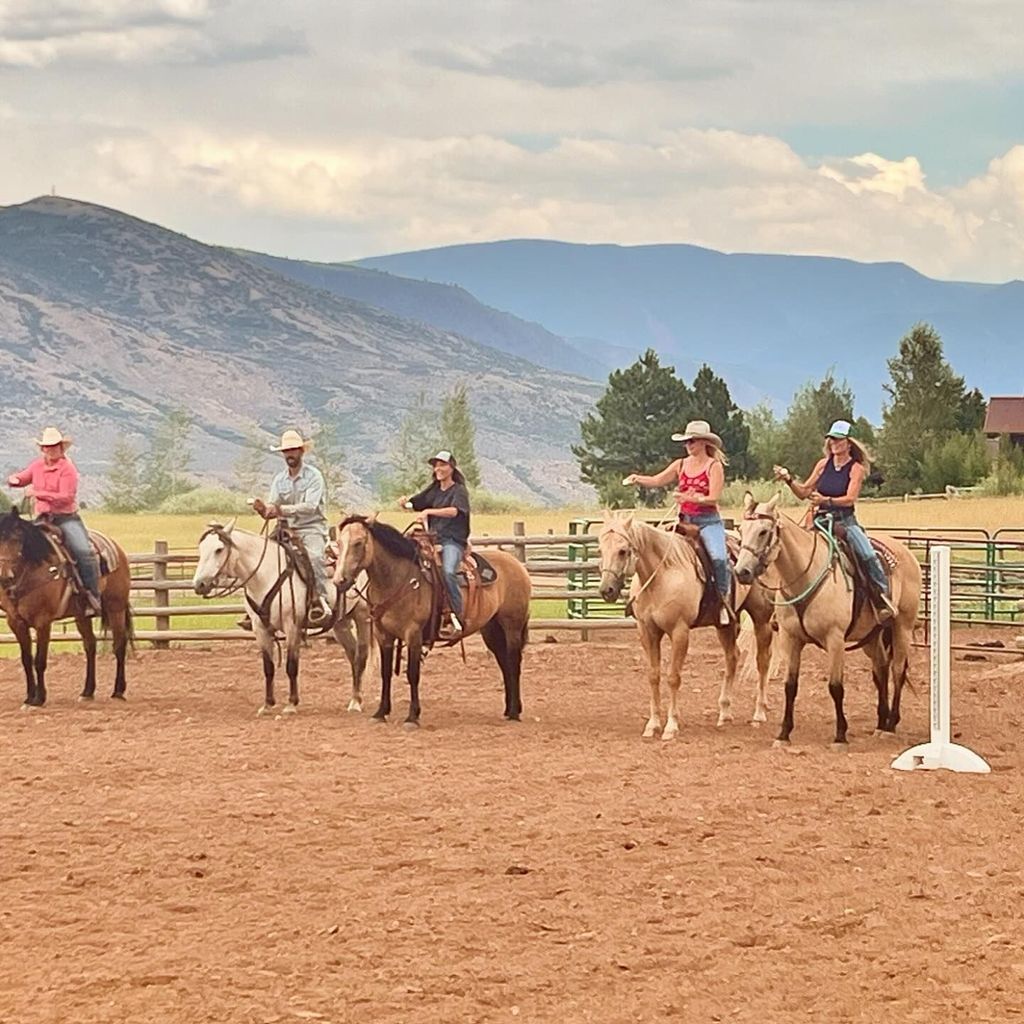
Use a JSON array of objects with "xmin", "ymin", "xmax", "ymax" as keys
[{"xmin": 817, "ymin": 458, "xmax": 853, "ymax": 511}]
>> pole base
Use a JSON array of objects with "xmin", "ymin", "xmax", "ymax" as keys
[{"xmin": 891, "ymin": 742, "xmax": 991, "ymax": 773}]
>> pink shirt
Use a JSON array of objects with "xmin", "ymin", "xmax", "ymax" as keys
[{"xmin": 10, "ymin": 456, "xmax": 80, "ymax": 515}]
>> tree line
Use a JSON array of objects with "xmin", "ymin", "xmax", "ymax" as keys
[{"xmin": 573, "ymin": 323, "xmax": 1022, "ymax": 506}]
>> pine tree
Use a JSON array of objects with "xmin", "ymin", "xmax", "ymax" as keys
[
  {"xmin": 100, "ymin": 435, "xmax": 145, "ymax": 513},
  {"xmin": 439, "ymin": 382, "xmax": 481, "ymax": 487},
  {"xmin": 377, "ymin": 392, "xmax": 441, "ymax": 500},
  {"xmin": 572, "ymin": 349, "xmax": 695, "ymax": 507},
  {"xmin": 746, "ymin": 401, "xmax": 784, "ymax": 479},
  {"xmin": 691, "ymin": 364, "xmax": 753, "ymax": 476},
  {"xmin": 309, "ymin": 421, "xmax": 346, "ymax": 511},
  {"xmin": 140, "ymin": 409, "xmax": 195, "ymax": 508},
  {"xmin": 778, "ymin": 372, "xmax": 856, "ymax": 478}
]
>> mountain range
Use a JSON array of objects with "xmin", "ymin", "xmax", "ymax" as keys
[
  {"xmin": 0, "ymin": 197, "xmax": 600, "ymax": 505},
  {"xmin": 358, "ymin": 240, "xmax": 1024, "ymax": 417}
]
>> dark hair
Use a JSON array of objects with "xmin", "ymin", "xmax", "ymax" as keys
[
  {"xmin": 431, "ymin": 454, "xmax": 466, "ymax": 486},
  {"xmin": 0, "ymin": 509, "xmax": 53, "ymax": 564},
  {"xmin": 338, "ymin": 515, "xmax": 419, "ymax": 563}
]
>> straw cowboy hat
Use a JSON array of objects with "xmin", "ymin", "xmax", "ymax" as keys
[
  {"xmin": 270, "ymin": 429, "xmax": 313, "ymax": 452},
  {"xmin": 33, "ymin": 426, "xmax": 72, "ymax": 449},
  {"xmin": 671, "ymin": 420, "xmax": 723, "ymax": 448}
]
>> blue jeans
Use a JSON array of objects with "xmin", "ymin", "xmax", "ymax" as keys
[
  {"xmin": 296, "ymin": 526, "xmax": 329, "ymax": 600},
  {"xmin": 816, "ymin": 511, "xmax": 889, "ymax": 595},
  {"xmin": 51, "ymin": 513, "xmax": 101, "ymax": 598},
  {"xmin": 680, "ymin": 511, "xmax": 731, "ymax": 601},
  {"xmin": 440, "ymin": 539, "xmax": 465, "ymax": 618}
]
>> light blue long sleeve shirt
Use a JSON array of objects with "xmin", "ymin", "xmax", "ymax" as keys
[{"xmin": 268, "ymin": 463, "xmax": 328, "ymax": 534}]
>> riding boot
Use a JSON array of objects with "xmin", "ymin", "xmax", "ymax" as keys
[
  {"xmin": 871, "ymin": 588, "xmax": 896, "ymax": 623},
  {"xmin": 84, "ymin": 591, "xmax": 102, "ymax": 617}
]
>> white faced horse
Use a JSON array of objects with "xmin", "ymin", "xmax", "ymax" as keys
[{"xmin": 192, "ymin": 520, "xmax": 375, "ymax": 715}]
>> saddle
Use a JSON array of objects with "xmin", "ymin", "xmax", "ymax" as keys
[
  {"xmin": 822, "ymin": 520, "xmax": 898, "ymax": 631},
  {"xmin": 36, "ymin": 521, "xmax": 119, "ymax": 602},
  {"xmin": 672, "ymin": 521, "xmax": 739, "ymax": 627},
  {"xmin": 271, "ymin": 525, "xmax": 324, "ymax": 624},
  {"xmin": 410, "ymin": 532, "xmax": 498, "ymax": 644}
]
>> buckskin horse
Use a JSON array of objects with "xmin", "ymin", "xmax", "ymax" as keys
[
  {"xmin": 332, "ymin": 515, "xmax": 531, "ymax": 727},
  {"xmin": 0, "ymin": 508, "xmax": 133, "ymax": 707},
  {"xmin": 192, "ymin": 520, "xmax": 376, "ymax": 715},
  {"xmin": 596, "ymin": 510, "xmax": 775, "ymax": 740},
  {"xmin": 734, "ymin": 493, "xmax": 921, "ymax": 747}
]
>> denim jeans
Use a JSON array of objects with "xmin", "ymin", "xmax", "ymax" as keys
[
  {"xmin": 51, "ymin": 513, "xmax": 101, "ymax": 597},
  {"xmin": 296, "ymin": 526, "xmax": 329, "ymax": 600},
  {"xmin": 440, "ymin": 539, "xmax": 465, "ymax": 617},
  {"xmin": 680, "ymin": 510, "xmax": 731, "ymax": 601},
  {"xmin": 816, "ymin": 511, "xmax": 889, "ymax": 595}
]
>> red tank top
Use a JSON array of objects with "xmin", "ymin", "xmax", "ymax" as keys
[{"xmin": 677, "ymin": 464, "xmax": 714, "ymax": 517}]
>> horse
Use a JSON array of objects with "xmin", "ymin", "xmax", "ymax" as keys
[
  {"xmin": 733, "ymin": 493, "xmax": 921, "ymax": 747},
  {"xmin": 192, "ymin": 520, "xmax": 376, "ymax": 715},
  {"xmin": 332, "ymin": 515, "xmax": 532, "ymax": 727},
  {"xmin": 596, "ymin": 511, "xmax": 775, "ymax": 740},
  {"xmin": 0, "ymin": 508, "xmax": 133, "ymax": 707}
]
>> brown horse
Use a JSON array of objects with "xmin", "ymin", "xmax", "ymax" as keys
[
  {"xmin": 0, "ymin": 508, "xmax": 133, "ymax": 707},
  {"xmin": 733, "ymin": 493, "xmax": 921, "ymax": 746},
  {"xmin": 333, "ymin": 516, "xmax": 531, "ymax": 726},
  {"xmin": 597, "ymin": 511, "xmax": 775, "ymax": 739}
]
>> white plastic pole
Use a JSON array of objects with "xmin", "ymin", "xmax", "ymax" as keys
[{"xmin": 892, "ymin": 545, "xmax": 990, "ymax": 773}]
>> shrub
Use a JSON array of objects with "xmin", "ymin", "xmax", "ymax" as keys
[{"xmin": 156, "ymin": 487, "xmax": 252, "ymax": 515}]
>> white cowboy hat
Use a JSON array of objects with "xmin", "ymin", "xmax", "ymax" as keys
[
  {"xmin": 270, "ymin": 429, "xmax": 313, "ymax": 452},
  {"xmin": 671, "ymin": 420, "xmax": 723, "ymax": 448},
  {"xmin": 33, "ymin": 426, "xmax": 72, "ymax": 449}
]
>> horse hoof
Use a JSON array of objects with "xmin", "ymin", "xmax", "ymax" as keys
[
  {"xmin": 257, "ymin": 705, "xmax": 274, "ymax": 717},
  {"xmin": 771, "ymin": 738, "xmax": 790, "ymax": 748},
  {"xmin": 661, "ymin": 730, "xmax": 678, "ymax": 742},
  {"xmin": 78, "ymin": 694, "xmax": 95, "ymax": 703},
  {"xmin": 110, "ymin": 693, "xmax": 126, "ymax": 702},
  {"xmin": 716, "ymin": 716, "xmax": 734, "ymax": 728},
  {"xmin": 347, "ymin": 700, "xmax": 363, "ymax": 713},
  {"xmin": 20, "ymin": 702, "xmax": 41, "ymax": 711},
  {"xmin": 503, "ymin": 714, "xmax": 521, "ymax": 722},
  {"xmin": 281, "ymin": 704, "xmax": 298, "ymax": 715},
  {"xmin": 873, "ymin": 729, "xmax": 897, "ymax": 740},
  {"xmin": 371, "ymin": 715, "xmax": 388, "ymax": 725},
  {"xmin": 402, "ymin": 719, "xmax": 420, "ymax": 730},
  {"xmin": 830, "ymin": 741, "xmax": 849, "ymax": 752}
]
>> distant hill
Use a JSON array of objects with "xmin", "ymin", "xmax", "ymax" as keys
[
  {"xmin": 359, "ymin": 240, "xmax": 1022, "ymax": 416},
  {"xmin": 0, "ymin": 198, "xmax": 601, "ymax": 505},
  {"xmin": 243, "ymin": 252, "xmax": 609, "ymax": 380}
]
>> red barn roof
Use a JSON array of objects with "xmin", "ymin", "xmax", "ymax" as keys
[{"xmin": 984, "ymin": 397, "xmax": 1024, "ymax": 434}]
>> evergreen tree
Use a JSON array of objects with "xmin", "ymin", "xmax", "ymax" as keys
[
  {"xmin": 778, "ymin": 372, "xmax": 856, "ymax": 477},
  {"xmin": 746, "ymin": 401, "xmax": 784, "ymax": 479},
  {"xmin": 439, "ymin": 382, "xmax": 481, "ymax": 487},
  {"xmin": 100, "ymin": 435, "xmax": 145, "ymax": 513},
  {"xmin": 572, "ymin": 349, "xmax": 695, "ymax": 507},
  {"xmin": 140, "ymin": 409, "xmax": 195, "ymax": 508},
  {"xmin": 691, "ymin": 364, "xmax": 752, "ymax": 476},
  {"xmin": 233, "ymin": 428, "xmax": 268, "ymax": 498},
  {"xmin": 309, "ymin": 421, "xmax": 346, "ymax": 511},
  {"xmin": 877, "ymin": 323, "xmax": 976, "ymax": 493},
  {"xmin": 377, "ymin": 392, "xmax": 441, "ymax": 500}
]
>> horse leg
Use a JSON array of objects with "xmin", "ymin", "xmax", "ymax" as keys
[
  {"xmin": 403, "ymin": 636, "xmax": 423, "ymax": 728},
  {"xmin": 867, "ymin": 633, "xmax": 892, "ymax": 735},
  {"xmin": 334, "ymin": 617, "xmax": 362, "ymax": 712},
  {"xmin": 110, "ymin": 605, "xmax": 129, "ymax": 700},
  {"xmin": 372, "ymin": 639, "xmax": 395, "ymax": 722},
  {"xmin": 886, "ymin": 626, "xmax": 912, "ymax": 733},
  {"xmin": 662, "ymin": 622, "xmax": 690, "ymax": 742},
  {"xmin": 713, "ymin": 621, "xmax": 738, "ymax": 726},
  {"xmin": 78, "ymin": 614, "xmax": 97, "ymax": 700},
  {"xmin": 751, "ymin": 619, "xmax": 774, "ymax": 725},
  {"xmin": 283, "ymin": 632, "xmax": 300, "ymax": 714},
  {"xmin": 503, "ymin": 620, "xmax": 526, "ymax": 721},
  {"xmin": 825, "ymin": 636, "xmax": 849, "ymax": 747},
  {"xmin": 775, "ymin": 632, "xmax": 803, "ymax": 745},
  {"xmin": 256, "ymin": 625, "xmax": 276, "ymax": 716},
  {"xmin": 638, "ymin": 622, "xmax": 663, "ymax": 738},
  {"xmin": 33, "ymin": 623, "xmax": 51, "ymax": 708},
  {"xmin": 13, "ymin": 621, "xmax": 38, "ymax": 707}
]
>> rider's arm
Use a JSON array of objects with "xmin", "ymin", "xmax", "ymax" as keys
[
  {"xmin": 781, "ymin": 458, "xmax": 826, "ymax": 500},
  {"xmin": 32, "ymin": 461, "xmax": 78, "ymax": 507},
  {"xmin": 628, "ymin": 459, "xmax": 681, "ymax": 488},
  {"xmin": 278, "ymin": 470, "xmax": 324, "ymax": 516},
  {"xmin": 407, "ymin": 483, "xmax": 435, "ymax": 512},
  {"xmin": 422, "ymin": 484, "xmax": 470, "ymax": 520},
  {"xmin": 7, "ymin": 463, "xmax": 33, "ymax": 488}
]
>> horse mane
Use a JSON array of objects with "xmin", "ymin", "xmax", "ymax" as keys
[
  {"xmin": 0, "ymin": 510, "xmax": 54, "ymax": 564},
  {"xmin": 339, "ymin": 515, "xmax": 420, "ymax": 563},
  {"xmin": 625, "ymin": 518, "xmax": 698, "ymax": 571}
]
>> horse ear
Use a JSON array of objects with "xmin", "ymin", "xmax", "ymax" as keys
[
  {"xmin": 601, "ymin": 508, "xmax": 611, "ymax": 522},
  {"xmin": 223, "ymin": 517, "xmax": 237, "ymax": 534},
  {"xmin": 766, "ymin": 493, "xmax": 780, "ymax": 512},
  {"xmin": 367, "ymin": 511, "xmax": 379, "ymax": 524},
  {"xmin": 742, "ymin": 491, "xmax": 756, "ymax": 515},
  {"xmin": 621, "ymin": 513, "xmax": 634, "ymax": 531}
]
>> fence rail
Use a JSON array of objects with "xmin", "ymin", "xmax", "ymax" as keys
[{"xmin": 3, "ymin": 519, "xmax": 1023, "ymax": 647}]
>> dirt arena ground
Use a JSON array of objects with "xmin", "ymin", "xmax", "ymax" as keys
[{"xmin": 2, "ymin": 629, "xmax": 1022, "ymax": 1024}]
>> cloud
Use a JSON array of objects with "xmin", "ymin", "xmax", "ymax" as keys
[
  {"xmin": 414, "ymin": 38, "xmax": 735, "ymax": 88},
  {"xmin": 0, "ymin": 0, "xmax": 306, "ymax": 67}
]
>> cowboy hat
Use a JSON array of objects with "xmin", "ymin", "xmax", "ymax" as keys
[
  {"xmin": 270, "ymin": 429, "xmax": 313, "ymax": 452},
  {"xmin": 428, "ymin": 449, "xmax": 457, "ymax": 465},
  {"xmin": 33, "ymin": 426, "xmax": 72, "ymax": 449},
  {"xmin": 671, "ymin": 420, "xmax": 723, "ymax": 448}
]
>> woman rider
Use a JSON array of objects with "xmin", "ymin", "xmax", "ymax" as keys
[
  {"xmin": 398, "ymin": 450, "xmax": 471, "ymax": 635},
  {"xmin": 7, "ymin": 427, "xmax": 103, "ymax": 615},
  {"xmin": 773, "ymin": 418, "xmax": 897, "ymax": 621},
  {"xmin": 624, "ymin": 420, "xmax": 733, "ymax": 626}
]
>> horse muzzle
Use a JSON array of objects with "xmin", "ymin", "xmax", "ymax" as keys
[{"xmin": 193, "ymin": 577, "xmax": 214, "ymax": 597}]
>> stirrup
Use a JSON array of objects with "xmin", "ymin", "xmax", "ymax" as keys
[{"xmin": 875, "ymin": 592, "xmax": 897, "ymax": 622}]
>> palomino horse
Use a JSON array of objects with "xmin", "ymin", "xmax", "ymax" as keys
[
  {"xmin": 333, "ymin": 516, "xmax": 531, "ymax": 727},
  {"xmin": 192, "ymin": 521, "xmax": 376, "ymax": 715},
  {"xmin": 0, "ymin": 508, "xmax": 132, "ymax": 707},
  {"xmin": 734, "ymin": 493, "xmax": 921, "ymax": 746},
  {"xmin": 597, "ymin": 511, "xmax": 775, "ymax": 740}
]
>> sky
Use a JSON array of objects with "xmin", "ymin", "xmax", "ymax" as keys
[{"xmin": 1, "ymin": 0, "xmax": 1023, "ymax": 281}]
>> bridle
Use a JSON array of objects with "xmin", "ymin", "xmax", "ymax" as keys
[
  {"xmin": 738, "ymin": 511, "xmax": 783, "ymax": 581},
  {"xmin": 597, "ymin": 524, "xmax": 638, "ymax": 594}
]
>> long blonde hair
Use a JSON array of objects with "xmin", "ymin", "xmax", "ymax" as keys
[{"xmin": 823, "ymin": 436, "xmax": 873, "ymax": 471}]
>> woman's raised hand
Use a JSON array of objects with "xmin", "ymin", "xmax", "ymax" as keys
[
  {"xmin": 7, "ymin": 474, "xmax": 20, "ymax": 487},
  {"xmin": 772, "ymin": 465, "xmax": 792, "ymax": 483},
  {"xmin": 622, "ymin": 473, "xmax": 639, "ymax": 486}
]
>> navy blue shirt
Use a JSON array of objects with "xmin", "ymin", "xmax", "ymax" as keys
[
  {"xmin": 817, "ymin": 458, "xmax": 854, "ymax": 512},
  {"xmin": 410, "ymin": 481, "xmax": 471, "ymax": 544}
]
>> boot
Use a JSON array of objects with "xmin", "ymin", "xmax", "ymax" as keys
[
  {"xmin": 873, "ymin": 590, "xmax": 896, "ymax": 623},
  {"xmin": 84, "ymin": 591, "xmax": 103, "ymax": 617}
]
